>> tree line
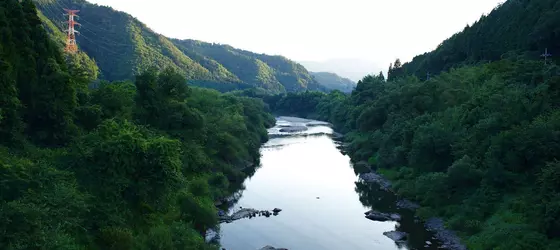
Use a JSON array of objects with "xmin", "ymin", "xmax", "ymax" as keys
[
  {"xmin": 260, "ymin": 57, "xmax": 560, "ymax": 249},
  {"xmin": 255, "ymin": 1, "xmax": 560, "ymax": 247},
  {"xmin": 1, "ymin": 1, "xmax": 274, "ymax": 249}
]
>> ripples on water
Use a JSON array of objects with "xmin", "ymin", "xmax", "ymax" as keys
[{"xmin": 219, "ymin": 117, "xmax": 440, "ymax": 250}]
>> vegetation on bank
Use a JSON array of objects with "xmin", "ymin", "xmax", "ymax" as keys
[
  {"xmin": 0, "ymin": 1, "xmax": 274, "ymax": 249},
  {"xmin": 262, "ymin": 58, "xmax": 560, "ymax": 249},
  {"xmin": 252, "ymin": 1, "xmax": 560, "ymax": 248}
]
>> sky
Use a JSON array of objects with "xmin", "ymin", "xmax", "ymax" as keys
[{"xmin": 87, "ymin": 0, "xmax": 504, "ymax": 80}]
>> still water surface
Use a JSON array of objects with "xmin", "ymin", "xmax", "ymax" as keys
[{"xmin": 219, "ymin": 117, "xmax": 438, "ymax": 250}]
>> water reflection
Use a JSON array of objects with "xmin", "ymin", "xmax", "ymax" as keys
[
  {"xmin": 354, "ymin": 180, "xmax": 441, "ymax": 250},
  {"xmin": 219, "ymin": 117, "xmax": 440, "ymax": 250}
]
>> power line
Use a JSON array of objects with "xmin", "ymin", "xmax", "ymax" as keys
[
  {"xmin": 63, "ymin": 8, "xmax": 80, "ymax": 54},
  {"xmin": 78, "ymin": 25, "xmax": 134, "ymax": 47},
  {"xmin": 79, "ymin": 34, "xmax": 125, "ymax": 56},
  {"xmin": 40, "ymin": 3, "xmax": 134, "ymax": 54},
  {"xmin": 541, "ymin": 48, "xmax": 552, "ymax": 65},
  {"xmin": 79, "ymin": 17, "xmax": 120, "ymax": 33},
  {"xmin": 45, "ymin": 2, "xmax": 135, "ymax": 48}
]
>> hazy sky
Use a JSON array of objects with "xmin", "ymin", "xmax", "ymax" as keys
[{"xmin": 88, "ymin": 0, "xmax": 503, "ymax": 73}]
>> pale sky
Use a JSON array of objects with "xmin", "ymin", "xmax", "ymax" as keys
[{"xmin": 87, "ymin": 0, "xmax": 503, "ymax": 77}]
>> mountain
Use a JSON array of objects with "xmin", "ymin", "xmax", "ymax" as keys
[
  {"xmin": 33, "ymin": 0, "xmax": 322, "ymax": 93},
  {"xmin": 310, "ymin": 72, "xmax": 355, "ymax": 93},
  {"xmin": 300, "ymin": 58, "xmax": 382, "ymax": 82},
  {"xmin": 171, "ymin": 39, "xmax": 324, "ymax": 92},
  {"xmin": 391, "ymin": 0, "xmax": 560, "ymax": 80},
  {"xmin": 1, "ymin": 1, "xmax": 274, "ymax": 248},
  {"xmin": 265, "ymin": 0, "xmax": 560, "ymax": 249}
]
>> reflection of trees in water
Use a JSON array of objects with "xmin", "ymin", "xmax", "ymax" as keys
[
  {"xmin": 354, "ymin": 181, "xmax": 411, "ymax": 249},
  {"xmin": 354, "ymin": 181, "xmax": 398, "ymax": 212},
  {"xmin": 216, "ymin": 188, "xmax": 246, "ymax": 214},
  {"xmin": 268, "ymin": 133, "xmax": 332, "ymax": 140},
  {"xmin": 355, "ymin": 181, "xmax": 441, "ymax": 250}
]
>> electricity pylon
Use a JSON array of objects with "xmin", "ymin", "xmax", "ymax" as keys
[{"xmin": 63, "ymin": 9, "xmax": 80, "ymax": 54}]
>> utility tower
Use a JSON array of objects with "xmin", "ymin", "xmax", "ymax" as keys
[
  {"xmin": 541, "ymin": 48, "xmax": 552, "ymax": 65},
  {"xmin": 63, "ymin": 9, "xmax": 80, "ymax": 54}
]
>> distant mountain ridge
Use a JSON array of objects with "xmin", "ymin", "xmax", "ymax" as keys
[
  {"xmin": 310, "ymin": 72, "xmax": 355, "ymax": 93},
  {"xmin": 300, "ymin": 59, "xmax": 382, "ymax": 82},
  {"xmin": 33, "ymin": 0, "xmax": 323, "ymax": 93}
]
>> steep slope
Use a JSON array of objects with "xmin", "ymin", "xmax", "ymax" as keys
[
  {"xmin": 172, "ymin": 39, "xmax": 325, "ymax": 92},
  {"xmin": 1, "ymin": 1, "xmax": 275, "ymax": 248},
  {"xmin": 33, "ymin": 0, "xmax": 321, "ymax": 93},
  {"xmin": 310, "ymin": 72, "xmax": 355, "ymax": 93},
  {"xmin": 260, "ymin": 0, "xmax": 560, "ymax": 249},
  {"xmin": 392, "ymin": 0, "xmax": 560, "ymax": 80}
]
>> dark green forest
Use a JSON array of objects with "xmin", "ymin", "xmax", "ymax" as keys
[
  {"xmin": 0, "ymin": 1, "xmax": 274, "ymax": 249},
  {"xmin": 267, "ymin": 58, "xmax": 560, "ymax": 250},
  {"xmin": 32, "ymin": 0, "xmax": 324, "ymax": 93},
  {"xmin": 5, "ymin": 0, "xmax": 560, "ymax": 249},
  {"xmin": 389, "ymin": 0, "xmax": 560, "ymax": 81},
  {"xmin": 258, "ymin": 0, "xmax": 560, "ymax": 248}
]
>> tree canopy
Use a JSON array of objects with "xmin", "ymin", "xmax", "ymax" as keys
[{"xmin": 0, "ymin": 1, "xmax": 274, "ymax": 248}]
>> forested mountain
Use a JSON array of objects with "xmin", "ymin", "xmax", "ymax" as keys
[
  {"xmin": 268, "ymin": 59, "xmax": 560, "ymax": 250},
  {"xmin": 33, "ymin": 0, "xmax": 321, "ymax": 93},
  {"xmin": 389, "ymin": 0, "xmax": 560, "ymax": 81},
  {"xmin": 255, "ymin": 0, "xmax": 560, "ymax": 249},
  {"xmin": 171, "ymin": 40, "xmax": 325, "ymax": 93},
  {"xmin": 1, "ymin": 0, "xmax": 274, "ymax": 249},
  {"xmin": 310, "ymin": 72, "xmax": 356, "ymax": 93}
]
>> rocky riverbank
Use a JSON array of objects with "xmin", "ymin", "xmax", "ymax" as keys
[
  {"xmin": 218, "ymin": 208, "xmax": 282, "ymax": 223},
  {"xmin": 259, "ymin": 246, "xmax": 288, "ymax": 250},
  {"xmin": 354, "ymin": 161, "xmax": 467, "ymax": 250},
  {"xmin": 383, "ymin": 231, "xmax": 408, "ymax": 244},
  {"xmin": 359, "ymin": 172, "xmax": 392, "ymax": 192},
  {"xmin": 425, "ymin": 218, "xmax": 467, "ymax": 250},
  {"xmin": 364, "ymin": 210, "xmax": 401, "ymax": 222}
]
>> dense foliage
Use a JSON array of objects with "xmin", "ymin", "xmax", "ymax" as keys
[
  {"xmin": 310, "ymin": 72, "xmax": 356, "ymax": 93},
  {"xmin": 33, "ymin": 0, "xmax": 322, "ymax": 93},
  {"xmin": 391, "ymin": 0, "xmax": 560, "ymax": 81},
  {"xmin": 0, "ymin": 1, "xmax": 274, "ymax": 249},
  {"xmin": 268, "ymin": 58, "xmax": 560, "ymax": 249},
  {"xmin": 260, "ymin": 0, "xmax": 560, "ymax": 247}
]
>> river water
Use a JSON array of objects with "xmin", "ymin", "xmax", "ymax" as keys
[{"xmin": 218, "ymin": 117, "xmax": 441, "ymax": 250}]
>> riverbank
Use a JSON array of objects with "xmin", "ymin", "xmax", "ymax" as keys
[
  {"xmin": 354, "ymin": 158, "xmax": 467, "ymax": 250},
  {"xmin": 219, "ymin": 117, "xmax": 443, "ymax": 249}
]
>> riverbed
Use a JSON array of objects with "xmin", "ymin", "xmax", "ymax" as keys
[{"xmin": 218, "ymin": 117, "xmax": 441, "ymax": 250}]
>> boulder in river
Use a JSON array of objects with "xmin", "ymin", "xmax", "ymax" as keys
[
  {"xmin": 359, "ymin": 172, "xmax": 392, "ymax": 191},
  {"xmin": 279, "ymin": 126, "xmax": 308, "ymax": 133},
  {"xmin": 383, "ymin": 231, "xmax": 408, "ymax": 243},
  {"xmin": 365, "ymin": 210, "xmax": 401, "ymax": 222},
  {"xmin": 425, "ymin": 218, "xmax": 467, "ymax": 250},
  {"xmin": 396, "ymin": 199, "xmax": 420, "ymax": 210},
  {"xmin": 260, "ymin": 246, "xmax": 288, "ymax": 250}
]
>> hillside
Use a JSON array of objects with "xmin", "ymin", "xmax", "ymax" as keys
[
  {"xmin": 260, "ymin": 0, "xmax": 560, "ymax": 249},
  {"xmin": 1, "ymin": 0, "xmax": 275, "ymax": 249},
  {"xmin": 390, "ymin": 0, "xmax": 560, "ymax": 80},
  {"xmin": 33, "ymin": 0, "xmax": 321, "ymax": 93},
  {"xmin": 310, "ymin": 72, "xmax": 356, "ymax": 93},
  {"xmin": 171, "ymin": 39, "xmax": 325, "ymax": 92}
]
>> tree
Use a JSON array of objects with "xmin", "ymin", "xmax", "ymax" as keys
[{"xmin": 377, "ymin": 71, "xmax": 385, "ymax": 81}]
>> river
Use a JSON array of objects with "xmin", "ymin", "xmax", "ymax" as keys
[{"xmin": 217, "ymin": 117, "xmax": 441, "ymax": 250}]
